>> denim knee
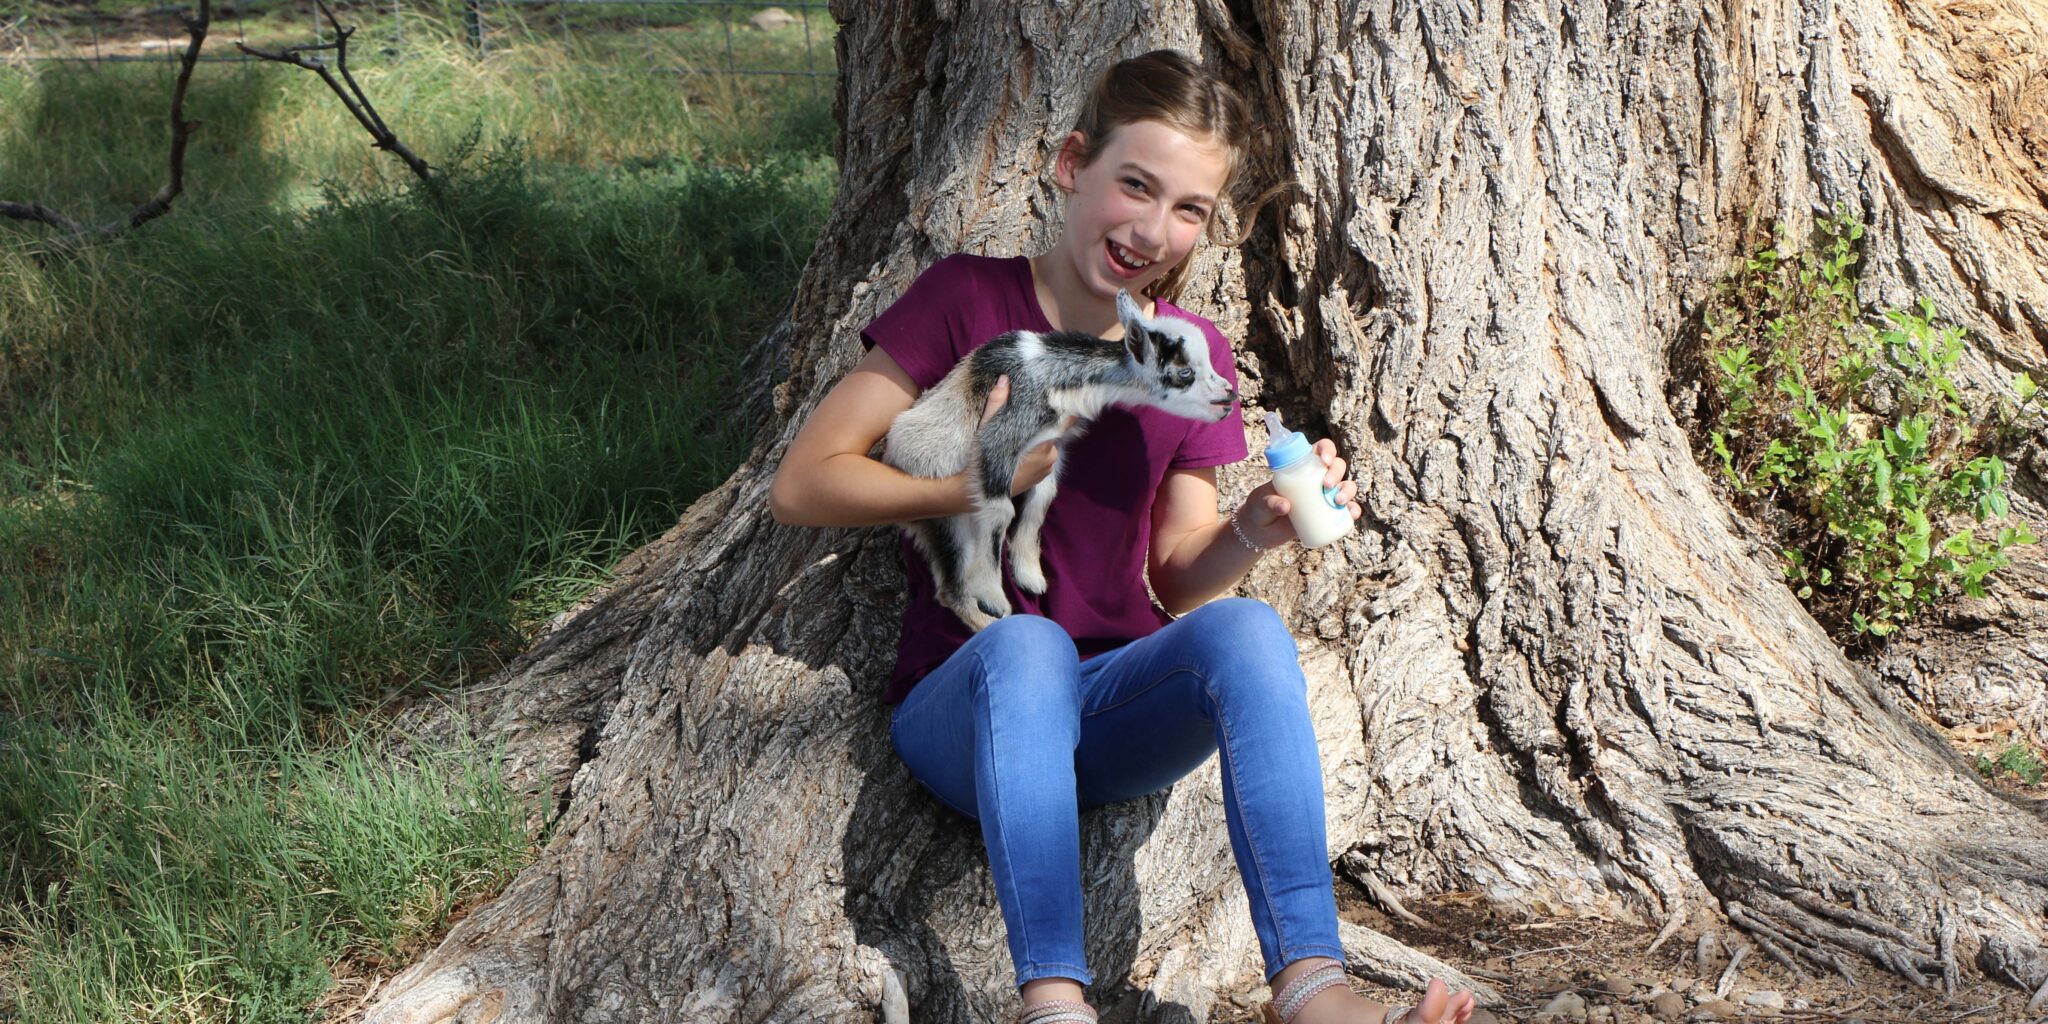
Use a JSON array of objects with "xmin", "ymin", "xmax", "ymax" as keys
[
  {"xmin": 968, "ymin": 614, "xmax": 1082, "ymax": 723},
  {"xmin": 1178, "ymin": 598, "xmax": 1307, "ymax": 704}
]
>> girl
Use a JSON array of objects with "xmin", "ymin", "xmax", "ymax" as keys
[{"xmin": 770, "ymin": 50, "xmax": 1478, "ymax": 1024}]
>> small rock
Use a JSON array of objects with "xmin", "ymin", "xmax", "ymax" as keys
[
  {"xmin": 1469, "ymin": 938, "xmax": 1491, "ymax": 955},
  {"xmin": 1690, "ymin": 998, "xmax": 1738, "ymax": 1019},
  {"xmin": 1741, "ymin": 990, "xmax": 1785, "ymax": 1010},
  {"xmin": 1468, "ymin": 1012, "xmax": 1500, "ymax": 1024},
  {"xmin": 1650, "ymin": 992, "xmax": 1685, "ymax": 1019},
  {"xmin": 1587, "ymin": 1007, "xmax": 1613, "ymax": 1023},
  {"xmin": 745, "ymin": 6, "xmax": 798, "ymax": 30},
  {"xmin": 1536, "ymin": 990, "xmax": 1588, "ymax": 1020},
  {"xmin": 1596, "ymin": 976, "xmax": 1633, "ymax": 996},
  {"xmin": 1789, "ymin": 998, "xmax": 1810, "ymax": 1011}
]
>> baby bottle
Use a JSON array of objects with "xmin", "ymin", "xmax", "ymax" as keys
[{"xmin": 1262, "ymin": 412, "xmax": 1355, "ymax": 549}]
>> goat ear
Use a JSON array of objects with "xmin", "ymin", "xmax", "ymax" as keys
[
  {"xmin": 1123, "ymin": 324, "xmax": 1152, "ymax": 365},
  {"xmin": 1115, "ymin": 289, "xmax": 1152, "ymax": 363},
  {"xmin": 1115, "ymin": 289, "xmax": 1144, "ymax": 330}
]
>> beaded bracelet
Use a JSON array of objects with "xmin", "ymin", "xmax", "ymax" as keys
[
  {"xmin": 1228, "ymin": 507, "xmax": 1271, "ymax": 553},
  {"xmin": 1018, "ymin": 998, "xmax": 1096, "ymax": 1024}
]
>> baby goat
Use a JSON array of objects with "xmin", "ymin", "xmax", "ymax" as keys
[{"xmin": 883, "ymin": 289, "xmax": 1237, "ymax": 632}]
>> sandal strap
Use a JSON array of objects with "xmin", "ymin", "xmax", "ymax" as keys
[
  {"xmin": 1019, "ymin": 998, "xmax": 1097, "ymax": 1024},
  {"xmin": 1273, "ymin": 963, "xmax": 1348, "ymax": 1023}
]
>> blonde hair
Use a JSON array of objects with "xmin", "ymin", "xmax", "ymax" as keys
[{"xmin": 1062, "ymin": 50, "xmax": 1285, "ymax": 302}]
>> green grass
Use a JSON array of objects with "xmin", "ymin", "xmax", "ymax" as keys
[
  {"xmin": 4, "ymin": 0, "xmax": 834, "ymax": 81},
  {"xmin": 1, "ymin": 34, "xmax": 835, "ymax": 1023}
]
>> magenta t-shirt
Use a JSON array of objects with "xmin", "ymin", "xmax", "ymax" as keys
[{"xmin": 861, "ymin": 254, "xmax": 1249, "ymax": 705}]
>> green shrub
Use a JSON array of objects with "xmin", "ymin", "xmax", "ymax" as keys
[
  {"xmin": 1975, "ymin": 741, "xmax": 2047, "ymax": 785},
  {"xmin": 1700, "ymin": 207, "xmax": 2041, "ymax": 640}
]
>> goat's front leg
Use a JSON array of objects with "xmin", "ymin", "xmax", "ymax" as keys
[{"xmin": 1009, "ymin": 473, "xmax": 1059, "ymax": 594}]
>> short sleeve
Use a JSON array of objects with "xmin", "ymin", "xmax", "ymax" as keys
[
  {"xmin": 859, "ymin": 255, "xmax": 979, "ymax": 392},
  {"xmin": 1169, "ymin": 318, "xmax": 1251, "ymax": 469}
]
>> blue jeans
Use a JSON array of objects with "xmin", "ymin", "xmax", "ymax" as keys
[{"xmin": 887, "ymin": 597, "xmax": 1346, "ymax": 988}]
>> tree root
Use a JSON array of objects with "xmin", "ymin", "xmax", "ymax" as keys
[{"xmin": 1337, "ymin": 922, "xmax": 1504, "ymax": 1006}]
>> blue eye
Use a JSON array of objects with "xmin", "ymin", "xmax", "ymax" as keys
[{"xmin": 1178, "ymin": 367, "xmax": 1195, "ymax": 383}]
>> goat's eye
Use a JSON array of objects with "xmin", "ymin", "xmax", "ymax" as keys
[{"xmin": 1177, "ymin": 367, "xmax": 1196, "ymax": 383}]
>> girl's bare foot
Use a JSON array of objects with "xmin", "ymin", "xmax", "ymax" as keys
[{"xmin": 1270, "ymin": 960, "xmax": 1477, "ymax": 1024}]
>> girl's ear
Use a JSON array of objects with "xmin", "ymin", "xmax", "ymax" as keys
[{"xmin": 1052, "ymin": 131, "xmax": 1087, "ymax": 193}]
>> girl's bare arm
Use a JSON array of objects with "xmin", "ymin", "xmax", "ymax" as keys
[{"xmin": 769, "ymin": 347, "xmax": 980, "ymax": 528}]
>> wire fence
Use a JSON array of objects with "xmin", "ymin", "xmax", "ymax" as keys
[{"xmin": 0, "ymin": 0, "xmax": 833, "ymax": 79}]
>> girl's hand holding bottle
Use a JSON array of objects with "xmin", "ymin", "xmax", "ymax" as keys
[{"xmin": 1235, "ymin": 413, "xmax": 1359, "ymax": 551}]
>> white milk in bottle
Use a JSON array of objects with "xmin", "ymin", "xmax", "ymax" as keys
[{"xmin": 1262, "ymin": 412, "xmax": 1354, "ymax": 549}]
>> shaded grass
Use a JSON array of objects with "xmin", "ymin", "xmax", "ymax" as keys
[
  {"xmin": 0, "ymin": 24, "xmax": 835, "ymax": 219},
  {"xmin": 1, "ymin": 37, "xmax": 834, "ymax": 1023}
]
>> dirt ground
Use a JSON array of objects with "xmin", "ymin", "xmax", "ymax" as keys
[{"xmin": 1205, "ymin": 881, "xmax": 2047, "ymax": 1024}]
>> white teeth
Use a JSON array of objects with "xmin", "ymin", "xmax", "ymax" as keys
[{"xmin": 1109, "ymin": 241, "xmax": 1152, "ymax": 269}]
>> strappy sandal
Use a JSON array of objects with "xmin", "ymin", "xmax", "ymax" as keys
[
  {"xmin": 1256, "ymin": 962, "xmax": 1418, "ymax": 1024},
  {"xmin": 1018, "ymin": 997, "xmax": 1096, "ymax": 1024}
]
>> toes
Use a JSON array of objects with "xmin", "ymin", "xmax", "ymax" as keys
[
  {"xmin": 1415, "ymin": 978, "xmax": 1449, "ymax": 1021},
  {"xmin": 1450, "ymin": 992, "xmax": 1474, "ymax": 1023}
]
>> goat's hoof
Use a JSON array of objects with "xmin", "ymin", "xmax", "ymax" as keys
[
  {"xmin": 1013, "ymin": 562, "xmax": 1047, "ymax": 594},
  {"xmin": 976, "ymin": 598, "xmax": 1008, "ymax": 619}
]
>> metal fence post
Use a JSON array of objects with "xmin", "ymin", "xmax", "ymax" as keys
[{"xmin": 464, "ymin": 0, "xmax": 484, "ymax": 58}]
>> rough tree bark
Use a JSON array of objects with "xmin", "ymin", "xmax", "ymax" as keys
[{"xmin": 360, "ymin": 0, "xmax": 2048, "ymax": 1020}]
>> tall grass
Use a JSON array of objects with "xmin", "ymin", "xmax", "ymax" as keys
[{"xmin": 1, "ymin": 33, "xmax": 834, "ymax": 1022}]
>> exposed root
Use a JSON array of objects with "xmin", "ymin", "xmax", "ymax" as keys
[
  {"xmin": 357, "ymin": 971, "xmax": 510, "ymax": 1024},
  {"xmin": 1645, "ymin": 902, "xmax": 1687, "ymax": 958},
  {"xmin": 1717, "ymin": 889, "xmax": 1959, "ymax": 988},
  {"xmin": 1337, "ymin": 921, "xmax": 1505, "ymax": 1006},
  {"xmin": 1339, "ymin": 851, "xmax": 1432, "ymax": 929}
]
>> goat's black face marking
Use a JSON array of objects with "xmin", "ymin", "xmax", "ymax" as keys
[{"xmin": 1155, "ymin": 336, "xmax": 1195, "ymax": 390}]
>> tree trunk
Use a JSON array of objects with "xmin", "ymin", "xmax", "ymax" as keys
[{"xmin": 359, "ymin": 0, "xmax": 2048, "ymax": 1020}]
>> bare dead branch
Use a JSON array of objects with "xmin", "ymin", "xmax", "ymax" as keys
[
  {"xmin": 238, "ymin": 0, "xmax": 432, "ymax": 183},
  {"xmin": 1, "ymin": 1, "xmax": 210, "ymax": 251},
  {"xmin": 0, "ymin": 202, "xmax": 84, "ymax": 235}
]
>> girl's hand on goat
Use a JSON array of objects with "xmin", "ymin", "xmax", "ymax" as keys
[{"xmin": 972, "ymin": 374, "xmax": 1079, "ymax": 497}]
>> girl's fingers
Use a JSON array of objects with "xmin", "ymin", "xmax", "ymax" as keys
[{"xmin": 980, "ymin": 374, "xmax": 1010, "ymax": 427}]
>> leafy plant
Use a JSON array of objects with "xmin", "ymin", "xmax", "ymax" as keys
[
  {"xmin": 1975, "ymin": 741, "xmax": 2048, "ymax": 785},
  {"xmin": 1699, "ymin": 207, "xmax": 2042, "ymax": 641}
]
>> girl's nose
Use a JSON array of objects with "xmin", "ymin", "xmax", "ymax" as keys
[{"xmin": 1131, "ymin": 205, "xmax": 1170, "ymax": 255}]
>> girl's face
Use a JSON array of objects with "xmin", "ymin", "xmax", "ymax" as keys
[{"xmin": 1052, "ymin": 119, "xmax": 1233, "ymax": 305}]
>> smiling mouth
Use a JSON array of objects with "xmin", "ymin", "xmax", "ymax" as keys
[{"xmin": 1106, "ymin": 240, "xmax": 1154, "ymax": 271}]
